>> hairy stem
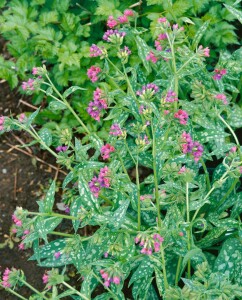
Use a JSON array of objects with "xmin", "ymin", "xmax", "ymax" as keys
[
  {"xmin": 136, "ymin": 155, "xmax": 141, "ymax": 231},
  {"xmin": 20, "ymin": 279, "xmax": 48, "ymax": 300},
  {"xmin": 0, "ymin": 285, "xmax": 27, "ymax": 300},
  {"xmin": 27, "ymin": 211, "xmax": 79, "ymax": 220},
  {"xmin": 200, "ymin": 158, "xmax": 211, "ymax": 190},
  {"xmin": 160, "ymin": 243, "xmax": 169, "ymax": 290},
  {"xmin": 186, "ymin": 182, "xmax": 191, "ymax": 279},
  {"xmin": 62, "ymin": 281, "xmax": 89, "ymax": 300},
  {"xmin": 175, "ymin": 256, "xmax": 182, "ymax": 286}
]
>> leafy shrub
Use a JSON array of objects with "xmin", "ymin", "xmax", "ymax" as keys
[{"xmin": 1, "ymin": 9, "xmax": 242, "ymax": 300}]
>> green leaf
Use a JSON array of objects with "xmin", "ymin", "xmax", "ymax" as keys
[
  {"xmin": 224, "ymin": 4, "xmax": 242, "ymax": 23},
  {"xmin": 62, "ymin": 171, "xmax": 74, "ymax": 189},
  {"xmin": 63, "ymin": 86, "xmax": 86, "ymax": 99},
  {"xmin": 39, "ymin": 128, "xmax": 52, "ymax": 147},
  {"xmin": 214, "ymin": 238, "xmax": 242, "ymax": 285},
  {"xmin": 70, "ymin": 197, "xmax": 82, "ymax": 232},
  {"xmin": 26, "ymin": 108, "xmax": 41, "ymax": 126},
  {"xmin": 129, "ymin": 257, "xmax": 154, "ymax": 286},
  {"xmin": 192, "ymin": 21, "xmax": 210, "ymax": 50},
  {"xmin": 108, "ymin": 200, "xmax": 130, "ymax": 230},
  {"xmin": 135, "ymin": 36, "xmax": 151, "ymax": 74},
  {"xmin": 34, "ymin": 217, "xmax": 62, "ymax": 242},
  {"xmin": 44, "ymin": 181, "xmax": 56, "ymax": 213},
  {"xmin": 30, "ymin": 239, "xmax": 66, "ymax": 261},
  {"xmin": 49, "ymin": 101, "xmax": 67, "ymax": 111},
  {"xmin": 78, "ymin": 173, "xmax": 99, "ymax": 211}
]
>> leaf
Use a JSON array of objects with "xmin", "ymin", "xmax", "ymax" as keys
[
  {"xmin": 108, "ymin": 200, "xmax": 130, "ymax": 230},
  {"xmin": 89, "ymin": 133, "xmax": 103, "ymax": 150},
  {"xmin": 44, "ymin": 181, "xmax": 56, "ymax": 213},
  {"xmin": 78, "ymin": 172, "xmax": 99, "ymax": 211},
  {"xmin": 30, "ymin": 239, "xmax": 66, "ymax": 261},
  {"xmin": 181, "ymin": 17, "xmax": 195, "ymax": 25},
  {"xmin": 39, "ymin": 128, "xmax": 52, "ymax": 147},
  {"xmin": 192, "ymin": 21, "xmax": 210, "ymax": 50},
  {"xmin": 224, "ymin": 4, "xmax": 242, "ymax": 23},
  {"xmin": 155, "ymin": 268, "xmax": 164, "ymax": 297},
  {"xmin": 34, "ymin": 217, "xmax": 62, "ymax": 242},
  {"xmin": 214, "ymin": 238, "xmax": 242, "ymax": 285},
  {"xmin": 62, "ymin": 171, "xmax": 74, "ymax": 189},
  {"xmin": 70, "ymin": 197, "xmax": 82, "ymax": 232},
  {"xmin": 197, "ymin": 227, "xmax": 227, "ymax": 248},
  {"xmin": 129, "ymin": 257, "xmax": 154, "ymax": 286},
  {"xmin": 48, "ymin": 101, "xmax": 67, "ymax": 111},
  {"xmin": 26, "ymin": 107, "xmax": 41, "ymax": 126},
  {"xmin": 135, "ymin": 36, "xmax": 151, "ymax": 74},
  {"xmin": 63, "ymin": 86, "xmax": 86, "ymax": 99}
]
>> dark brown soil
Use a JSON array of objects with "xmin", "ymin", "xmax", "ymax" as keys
[{"xmin": 0, "ymin": 81, "xmax": 58, "ymax": 299}]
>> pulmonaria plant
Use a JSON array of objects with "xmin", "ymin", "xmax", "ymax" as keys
[{"xmin": 1, "ymin": 9, "xmax": 242, "ymax": 300}]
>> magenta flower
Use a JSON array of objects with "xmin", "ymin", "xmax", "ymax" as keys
[
  {"xmin": 181, "ymin": 132, "xmax": 203, "ymax": 162},
  {"xmin": 0, "ymin": 116, "xmax": 5, "ymax": 131},
  {"xmin": 178, "ymin": 166, "xmax": 186, "ymax": 174},
  {"xmin": 32, "ymin": 67, "xmax": 38, "ymax": 75},
  {"xmin": 89, "ymin": 166, "xmax": 111, "ymax": 197},
  {"xmin": 146, "ymin": 51, "xmax": 158, "ymax": 63},
  {"xmin": 110, "ymin": 123, "xmax": 122, "ymax": 136},
  {"xmin": 215, "ymin": 93, "xmax": 228, "ymax": 104},
  {"xmin": 100, "ymin": 144, "xmax": 115, "ymax": 160},
  {"xmin": 198, "ymin": 45, "xmax": 210, "ymax": 57},
  {"xmin": 174, "ymin": 109, "xmax": 189, "ymax": 125},
  {"xmin": 56, "ymin": 145, "xmax": 68, "ymax": 152},
  {"xmin": 103, "ymin": 29, "xmax": 126, "ymax": 42},
  {"xmin": 165, "ymin": 90, "xmax": 178, "ymax": 102},
  {"xmin": 213, "ymin": 69, "xmax": 227, "ymax": 80},
  {"xmin": 22, "ymin": 78, "xmax": 35, "ymax": 91},
  {"xmin": 113, "ymin": 276, "xmax": 120, "ymax": 285},
  {"xmin": 42, "ymin": 273, "xmax": 49, "ymax": 284},
  {"xmin": 54, "ymin": 252, "xmax": 61, "ymax": 259},
  {"xmin": 1, "ymin": 268, "xmax": 12, "ymax": 288},
  {"xmin": 118, "ymin": 15, "xmax": 128, "ymax": 23},
  {"xmin": 90, "ymin": 44, "xmax": 103, "ymax": 57},
  {"xmin": 136, "ymin": 83, "xmax": 159, "ymax": 97},
  {"xmin": 158, "ymin": 17, "xmax": 167, "ymax": 23},
  {"xmin": 18, "ymin": 243, "xmax": 25, "ymax": 250},
  {"xmin": 87, "ymin": 88, "xmax": 107, "ymax": 121},
  {"xmin": 12, "ymin": 214, "xmax": 22, "ymax": 227},
  {"xmin": 87, "ymin": 66, "xmax": 101, "ymax": 83},
  {"xmin": 18, "ymin": 113, "xmax": 26, "ymax": 123},
  {"xmin": 124, "ymin": 9, "xmax": 134, "ymax": 16},
  {"xmin": 107, "ymin": 16, "xmax": 118, "ymax": 28}
]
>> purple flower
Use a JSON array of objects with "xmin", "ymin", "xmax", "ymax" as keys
[
  {"xmin": 90, "ymin": 44, "xmax": 103, "ymax": 57},
  {"xmin": 110, "ymin": 123, "xmax": 122, "ymax": 136},
  {"xmin": 56, "ymin": 145, "xmax": 68, "ymax": 152},
  {"xmin": 87, "ymin": 88, "xmax": 107, "ymax": 121},
  {"xmin": 89, "ymin": 167, "xmax": 111, "ymax": 197},
  {"xmin": 174, "ymin": 109, "xmax": 189, "ymax": 125},
  {"xmin": 136, "ymin": 83, "xmax": 159, "ymax": 98},
  {"xmin": 103, "ymin": 29, "xmax": 126, "ymax": 43},
  {"xmin": 165, "ymin": 90, "xmax": 178, "ymax": 102}
]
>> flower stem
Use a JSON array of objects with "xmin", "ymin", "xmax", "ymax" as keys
[
  {"xmin": 151, "ymin": 120, "xmax": 162, "ymax": 229},
  {"xmin": 62, "ymin": 281, "xmax": 89, "ymax": 300},
  {"xmin": 50, "ymin": 231, "xmax": 75, "ymax": 237},
  {"xmin": 200, "ymin": 158, "xmax": 211, "ymax": 190},
  {"xmin": 160, "ymin": 243, "xmax": 169, "ymax": 290},
  {"xmin": 19, "ymin": 279, "xmax": 48, "ymax": 300},
  {"xmin": 216, "ymin": 178, "xmax": 239, "ymax": 209},
  {"xmin": 175, "ymin": 256, "xmax": 182, "ymax": 285},
  {"xmin": 27, "ymin": 211, "xmax": 79, "ymax": 220},
  {"xmin": 92, "ymin": 273, "xmax": 119, "ymax": 300},
  {"xmin": 0, "ymin": 285, "xmax": 27, "ymax": 300},
  {"xmin": 186, "ymin": 182, "xmax": 191, "ymax": 279},
  {"xmin": 136, "ymin": 155, "xmax": 141, "ymax": 231},
  {"xmin": 117, "ymin": 151, "xmax": 131, "ymax": 180}
]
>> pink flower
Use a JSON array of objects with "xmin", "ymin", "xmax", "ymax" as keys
[
  {"xmin": 165, "ymin": 90, "xmax": 178, "ymax": 102},
  {"xmin": 158, "ymin": 17, "xmax": 167, "ymax": 23},
  {"xmin": 213, "ymin": 69, "xmax": 227, "ymax": 80},
  {"xmin": 90, "ymin": 44, "xmax": 103, "ymax": 57},
  {"xmin": 22, "ymin": 78, "xmax": 35, "ymax": 91},
  {"xmin": 103, "ymin": 30, "xmax": 126, "ymax": 42},
  {"xmin": 18, "ymin": 243, "xmax": 25, "ymax": 250},
  {"xmin": 32, "ymin": 67, "xmax": 38, "ymax": 75},
  {"xmin": 110, "ymin": 123, "xmax": 122, "ymax": 136},
  {"xmin": 56, "ymin": 145, "xmax": 68, "ymax": 152},
  {"xmin": 198, "ymin": 45, "xmax": 210, "ymax": 57},
  {"xmin": 146, "ymin": 51, "xmax": 158, "ymax": 63},
  {"xmin": 107, "ymin": 16, "xmax": 118, "ymax": 28},
  {"xmin": 100, "ymin": 144, "xmax": 115, "ymax": 160},
  {"xmin": 118, "ymin": 15, "xmax": 128, "ymax": 23},
  {"xmin": 178, "ymin": 166, "xmax": 186, "ymax": 174},
  {"xmin": 113, "ymin": 276, "xmax": 120, "ymax": 285},
  {"xmin": 164, "ymin": 110, "xmax": 170, "ymax": 115},
  {"xmin": 230, "ymin": 146, "xmax": 237, "ymax": 153},
  {"xmin": 89, "ymin": 167, "xmax": 111, "ymax": 197},
  {"xmin": 124, "ymin": 9, "xmax": 134, "ymax": 16},
  {"xmin": 87, "ymin": 66, "xmax": 101, "ymax": 83},
  {"xmin": 181, "ymin": 132, "xmax": 203, "ymax": 162},
  {"xmin": 104, "ymin": 252, "xmax": 109, "ymax": 258},
  {"xmin": 136, "ymin": 83, "xmax": 159, "ymax": 96},
  {"xmin": 104, "ymin": 280, "xmax": 110, "ymax": 287},
  {"xmin": 87, "ymin": 88, "xmax": 107, "ymax": 121},
  {"xmin": 174, "ymin": 109, "xmax": 189, "ymax": 125},
  {"xmin": 173, "ymin": 24, "xmax": 179, "ymax": 30},
  {"xmin": 0, "ymin": 116, "xmax": 5, "ymax": 131},
  {"xmin": 54, "ymin": 252, "xmax": 61, "ymax": 259},
  {"xmin": 12, "ymin": 228, "xmax": 17, "ymax": 233},
  {"xmin": 18, "ymin": 113, "xmax": 26, "ymax": 122},
  {"xmin": 135, "ymin": 236, "xmax": 140, "ymax": 244},
  {"xmin": 42, "ymin": 273, "xmax": 49, "ymax": 284},
  {"xmin": 179, "ymin": 232, "xmax": 184, "ymax": 237},
  {"xmin": 215, "ymin": 94, "xmax": 228, "ymax": 104},
  {"xmin": 154, "ymin": 242, "xmax": 160, "ymax": 252}
]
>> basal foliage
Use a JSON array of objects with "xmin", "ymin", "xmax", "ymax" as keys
[{"xmin": 0, "ymin": 6, "xmax": 242, "ymax": 300}]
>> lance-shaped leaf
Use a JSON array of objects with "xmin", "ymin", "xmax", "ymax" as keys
[
  {"xmin": 192, "ymin": 21, "xmax": 210, "ymax": 50},
  {"xmin": 108, "ymin": 200, "xmax": 130, "ymax": 230},
  {"xmin": 39, "ymin": 127, "xmax": 52, "ymax": 147},
  {"xmin": 44, "ymin": 180, "xmax": 56, "ymax": 213},
  {"xmin": 63, "ymin": 86, "xmax": 86, "ymax": 98},
  {"xmin": 78, "ymin": 172, "xmax": 99, "ymax": 211},
  {"xmin": 135, "ymin": 36, "xmax": 151, "ymax": 73}
]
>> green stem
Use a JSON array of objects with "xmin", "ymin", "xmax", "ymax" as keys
[
  {"xmin": 136, "ymin": 155, "xmax": 141, "ymax": 231},
  {"xmin": 175, "ymin": 256, "xmax": 182, "ymax": 286},
  {"xmin": 200, "ymin": 158, "xmax": 211, "ymax": 190},
  {"xmin": 27, "ymin": 211, "xmax": 79, "ymax": 220},
  {"xmin": 106, "ymin": 57, "xmax": 124, "ymax": 76},
  {"xmin": 62, "ymin": 281, "xmax": 89, "ymax": 300},
  {"xmin": 186, "ymin": 182, "xmax": 191, "ymax": 279},
  {"xmin": 151, "ymin": 120, "xmax": 161, "ymax": 229},
  {"xmin": 0, "ymin": 285, "xmax": 27, "ymax": 300},
  {"xmin": 176, "ymin": 54, "xmax": 197, "ymax": 75},
  {"xmin": 45, "ymin": 74, "xmax": 90, "ymax": 134},
  {"xmin": 217, "ymin": 113, "xmax": 242, "ymax": 161},
  {"xmin": 124, "ymin": 140, "xmax": 136, "ymax": 165},
  {"xmin": 117, "ymin": 151, "xmax": 130, "ymax": 180},
  {"xmin": 216, "ymin": 178, "xmax": 239, "ymax": 209},
  {"xmin": 166, "ymin": 33, "xmax": 178, "ymax": 110},
  {"xmin": 20, "ymin": 279, "xmax": 48, "ymax": 300},
  {"xmin": 50, "ymin": 231, "xmax": 75, "ymax": 237},
  {"xmin": 99, "ymin": 193, "xmax": 113, "ymax": 205},
  {"xmin": 160, "ymin": 243, "xmax": 169, "ymax": 290}
]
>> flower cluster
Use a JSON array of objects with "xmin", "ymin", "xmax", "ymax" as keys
[
  {"xmin": 215, "ymin": 93, "xmax": 228, "ymax": 104},
  {"xmin": 0, "ymin": 116, "xmax": 5, "ymax": 131},
  {"xmin": 135, "ymin": 233, "xmax": 164, "ymax": 255},
  {"xmin": 89, "ymin": 166, "xmax": 111, "ymax": 197},
  {"xmin": 12, "ymin": 213, "xmax": 22, "ymax": 227},
  {"xmin": 18, "ymin": 113, "xmax": 26, "ymax": 123},
  {"xmin": 90, "ymin": 44, "xmax": 103, "ymax": 57},
  {"xmin": 87, "ymin": 88, "xmax": 108, "ymax": 121},
  {"xmin": 100, "ymin": 269, "xmax": 121, "ymax": 287},
  {"xmin": 22, "ymin": 78, "xmax": 35, "ymax": 91},
  {"xmin": 198, "ymin": 45, "xmax": 210, "ymax": 57},
  {"xmin": 146, "ymin": 51, "xmax": 158, "ymax": 63},
  {"xmin": 118, "ymin": 46, "xmax": 131, "ymax": 62},
  {"xmin": 106, "ymin": 10, "xmax": 134, "ymax": 29},
  {"xmin": 87, "ymin": 66, "xmax": 101, "ymax": 83},
  {"xmin": 165, "ymin": 90, "xmax": 178, "ymax": 103},
  {"xmin": 181, "ymin": 132, "xmax": 203, "ymax": 162},
  {"xmin": 213, "ymin": 68, "xmax": 227, "ymax": 80},
  {"xmin": 136, "ymin": 83, "xmax": 159, "ymax": 100},
  {"xmin": 174, "ymin": 109, "xmax": 189, "ymax": 125},
  {"xmin": 103, "ymin": 30, "xmax": 126, "ymax": 44},
  {"xmin": 100, "ymin": 144, "xmax": 115, "ymax": 160},
  {"xmin": 56, "ymin": 145, "xmax": 68, "ymax": 152},
  {"xmin": 1, "ymin": 268, "xmax": 13, "ymax": 288},
  {"xmin": 109, "ymin": 123, "xmax": 123, "ymax": 136},
  {"xmin": 107, "ymin": 16, "xmax": 118, "ymax": 28},
  {"xmin": 155, "ymin": 33, "xmax": 167, "ymax": 51}
]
